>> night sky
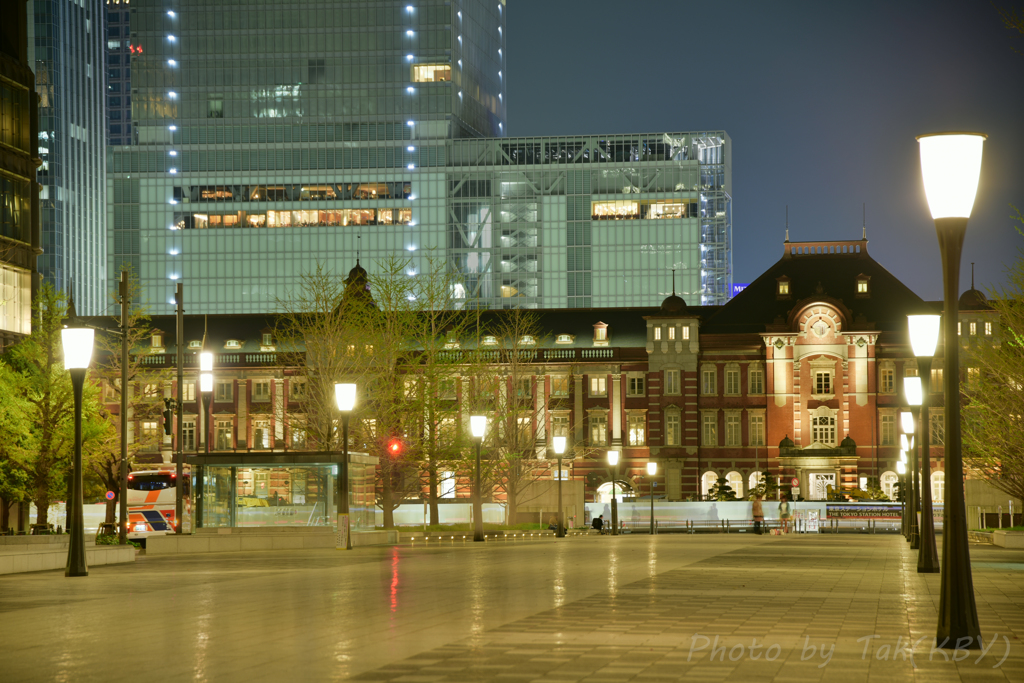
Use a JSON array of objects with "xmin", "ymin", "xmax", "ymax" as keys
[{"xmin": 506, "ymin": 0, "xmax": 1024, "ymax": 302}]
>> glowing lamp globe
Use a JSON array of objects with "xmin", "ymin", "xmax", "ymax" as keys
[
  {"xmin": 199, "ymin": 351, "xmax": 214, "ymax": 372},
  {"xmin": 901, "ymin": 409, "xmax": 915, "ymax": 434},
  {"xmin": 898, "ymin": 460, "xmax": 907, "ymax": 475},
  {"xmin": 607, "ymin": 450, "xmax": 619, "ymax": 466},
  {"xmin": 904, "ymin": 376, "xmax": 923, "ymax": 407},
  {"xmin": 552, "ymin": 435, "xmax": 566, "ymax": 455},
  {"xmin": 646, "ymin": 461, "xmax": 657, "ymax": 476},
  {"xmin": 334, "ymin": 383, "xmax": 356, "ymax": 412},
  {"xmin": 917, "ymin": 133, "xmax": 986, "ymax": 219},
  {"xmin": 470, "ymin": 415, "xmax": 486, "ymax": 439},
  {"xmin": 61, "ymin": 328, "xmax": 95, "ymax": 369},
  {"xmin": 200, "ymin": 372, "xmax": 213, "ymax": 393},
  {"xmin": 908, "ymin": 315, "xmax": 941, "ymax": 358}
]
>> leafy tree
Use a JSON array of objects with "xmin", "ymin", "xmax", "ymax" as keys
[
  {"xmin": 2, "ymin": 285, "xmax": 109, "ymax": 524},
  {"xmin": 709, "ymin": 474, "xmax": 738, "ymax": 501},
  {"xmin": 0, "ymin": 361, "xmax": 32, "ymax": 529},
  {"xmin": 962, "ymin": 208, "xmax": 1024, "ymax": 505}
]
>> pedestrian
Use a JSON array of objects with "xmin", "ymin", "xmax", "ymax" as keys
[
  {"xmin": 592, "ymin": 514, "xmax": 605, "ymax": 534},
  {"xmin": 779, "ymin": 495, "xmax": 792, "ymax": 534},
  {"xmin": 752, "ymin": 493, "xmax": 764, "ymax": 535},
  {"xmin": 548, "ymin": 515, "xmax": 558, "ymax": 531}
]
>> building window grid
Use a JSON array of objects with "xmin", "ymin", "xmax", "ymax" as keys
[
  {"xmin": 811, "ymin": 414, "xmax": 836, "ymax": 447},
  {"xmin": 589, "ymin": 376, "xmax": 607, "ymax": 397},
  {"xmin": 702, "ymin": 413, "xmax": 717, "ymax": 447},
  {"xmin": 589, "ymin": 413, "xmax": 608, "ymax": 445},
  {"xmin": 748, "ymin": 365, "xmax": 764, "ymax": 395},
  {"xmin": 627, "ymin": 414, "xmax": 646, "ymax": 446},
  {"xmin": 725, "ymin": 413, "xmax": 741, "ymax": 447},
  {"xmin": 665, "ymin": 411, "xmax": 680, "ymax": 446},
  {"xmin": 881, "ymin": 414, "xmax": 896, "ymax": 446},
  {"xmin": 880, "ymin": 366, "xmax": 895, "ymax": 394},
  {"xmin": 701, "ymin": 366, "xmax": 716, "ymax": 396},
  {"xmin": 627, "ymin": 374, "xmax": 645, "ymax": 397},
  {"xmin": 664, "ymin": 369, "xmax": 680, "ymax": 395},
  {"xmin": 749, "ymin": 413, "xmax": 765, "ymax": 446},
  {"xmin": 725, "ymin": 367, "xmax": 740, "ymax": 396}
]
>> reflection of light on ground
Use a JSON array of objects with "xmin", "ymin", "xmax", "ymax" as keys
[
  {"xmin": 648, "ymin": 543, "xmax": 658, "ymax": 578},
  {"xmin": 608, "ymin": 547, "xmax": 618, "ymax": 597},
  {"xmin": 553, "ymin": 549, "xmax": 566, "ymax": 609},
  {"xmin": 192, "ymin": 589, "xmax": 213, "ymax": 682},
  {"xmin": 390, "ymin": 548, "xmax": 400, "ymax": 614}
]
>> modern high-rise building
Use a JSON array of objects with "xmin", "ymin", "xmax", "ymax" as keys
[
  {"xmin": 103, "ymin": 0, "xmax": 132, "ymax": 146},
  {"xmin": 1, "ymin": 0, "xmax": 40, "ymax": 350},
  {"xmin": 29, "ymin": 0, "xmax": 107, "ymax": 315},
  {"xmin": 109, "ymin": 0, "xmax": 732, "ymax": 315}
]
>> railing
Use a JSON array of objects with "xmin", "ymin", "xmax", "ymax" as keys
[{"xmin": 137, "ymin": 352, "xmax": 278, "ymax": 368}]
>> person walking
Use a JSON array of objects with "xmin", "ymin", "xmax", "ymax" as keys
[
  {"xmin": 752, "ymin": 493, "xmax": 764, "ymax": 535},
  {"xmin": 779, "ymin": 495, "xmax": 792, "ymax": 534}
]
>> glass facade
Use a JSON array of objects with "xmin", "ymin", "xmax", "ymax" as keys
[
  {"xmin": 104, "ymin": 0, "xmax": 132, "ymax": 146},
  {"xmin": 30, "ymin": 0, "xmax": 108, "ymax": 315},
  {"xmin": 110, "ymin": 1, "xmax": 732, "ymax": 313}
]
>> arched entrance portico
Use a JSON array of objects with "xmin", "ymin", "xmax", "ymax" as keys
[{"xmin": 595, "ymin": 481, "xmax": 634, "ymax": 504}]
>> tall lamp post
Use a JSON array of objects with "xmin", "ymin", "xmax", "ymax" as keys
[
  {"xmin": 897, "ymin": 458, "xmax": 907, "ymax": 536},
  {"xmin": 909, "ymin": 314, "xmax": 941, "ymax": 573},
  {"xmin": 334, "ymin": 383, "xmax": 356, "ymax": 550},
  {"xmin": 901, "ymin": 403, "xmax": 919, "ymax": 548},
  {"xmin": 918, "ymin": 131, "xmax": 985, "ymax": 648},
  {"xmin": 62, "ymin": 324, "xmax": 94, "ymax": 577},
  {"xmin": 199, "ymin": 352, "xmax": 213, "ymax": 455},
  {"xmin": 647, "ymin": 461, "xmax": 657, "ymax": 535},
  {"xmin": 552, "ymin": 435, "xmax": 566, "ymax": 538},
  {"xmin": 608, "ymin": 450, "xmax": 619, "ymax": 536},
  {"xmin": 471, "ymin": 415, "xmax": 486, "ymax": 542}
]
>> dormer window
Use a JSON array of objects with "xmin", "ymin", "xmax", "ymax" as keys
[
  {"xmin": 151, "ymin": 333, "xmax": 163, "ymax": 348},
  {"xmin": 776, "ymin": 277, "xmax": 790, "ymax": 298},
  {"xmin": 481, "ymin": 335, "xmax": 498, "ymax": 347},
  {"xmin": 224, "ymin": 339, "xmax": 242, "ymax": 350},
  {"xmin": 444, "ymin": 333, "xmax": 460, "ymax": 349},
  {"xmin": 654, "ymin": 327, "xmax": 662, "ymax": 341},
  {"xmin": 260, "ymin": 331, "xmax": 276, "ymax": 351},
  {"xmin": 856, "ymin": 274, "xmax": 871, "ymax": 297},
  {"xmin": 555, "ymin": 334, "xmax": 574, "ymax": 345},
  {"xmin": 668, "ymin": 326, "xmax": 676, "ymax": 341},
  {"xmin": 188, "ymin": 340, "xmax": 202, "ymax": 350},
  {"xmin": 593, "ymin": 322, "xmax": 609, "ymax": 346},
  {"xmin": 519, "ymin": 335, "xmax": 536, "ymax": 347},
  {"xmin": 262, "ymin": 333, "xmax": 272, "ymax": 346}
]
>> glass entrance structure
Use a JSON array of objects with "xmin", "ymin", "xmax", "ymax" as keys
[{"xmin": 195, "ymin": 453, "xmax": 376, "ymax": 531}]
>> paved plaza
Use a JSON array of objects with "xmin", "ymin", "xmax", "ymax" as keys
[{"xmin": 1, "ymin": 533, "xmax": 1022, "ymax": 682}]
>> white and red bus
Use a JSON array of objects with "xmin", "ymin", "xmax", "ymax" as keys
[{"xmin": 126, "ymin": 465, "xmax": 192, "ymax": 542}]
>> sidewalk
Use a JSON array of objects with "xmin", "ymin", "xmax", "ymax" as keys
[{"xmin": 0, "ymin": 533, "xmax": 1020, "ymax": 682}]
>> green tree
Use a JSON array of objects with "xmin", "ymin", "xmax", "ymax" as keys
[
  {"xmin": 962, "ymin": 208, "xmax": 1024, "ymax": 505},
  {"xmin": 709, "ymin": 475, "xmax": 738, "ymax": 502},
  {"xmin": 0, "ymin": 361, "xmax": 32, "ymax": 529},
  {"xmin": 3, "ymin": 285, "xmax": 109, "ymax": 525}
]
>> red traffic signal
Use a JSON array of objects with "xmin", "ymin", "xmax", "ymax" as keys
[{"xmin": 386, "ymin": 437, "xmax": 404, "ymax": 457}]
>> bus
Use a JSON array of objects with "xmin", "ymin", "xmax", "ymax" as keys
[{"xmin": 126, "ymin": 465, "xmax": 192, "ymax": 542}]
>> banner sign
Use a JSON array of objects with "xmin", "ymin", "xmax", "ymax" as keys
[{"xmin": 826, "ymin": 504, "xmax": 944, "ymax": 520}]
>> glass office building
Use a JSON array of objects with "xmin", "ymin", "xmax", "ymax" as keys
[
  {"xmin": 104, "ymin": 0, "xmax": 133, "ymax": 146},
  {"xmin": 110, "ymin": 1, "xmax": 731, "ymax": 314},
  {"xmin": 29, "ymin": 0, "xmax": 108, "ymax": 315}
]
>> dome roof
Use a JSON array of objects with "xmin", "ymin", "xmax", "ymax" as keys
[
  {"xmin": 779, "ymin": 434, "xmax": 795, "ymax": 449},
  {"xmin": 660, "ymin": 294, "xmax": 687, "ymax": 314},
  {"xmin": 840, "ymin": 434, "xmax": 856, "ymax": 448},
  {"xmin": 346, "ymin": 259, "xmax": 368, "ymax": 282},
  {"xmin": 958, "ymin": 287, "xmax": 989, "ymax": 310}
]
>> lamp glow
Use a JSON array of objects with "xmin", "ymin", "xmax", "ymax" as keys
[
  {"xmin": 200, "ymin": 372, "xmax": 213, "ymax": 393},
  {"xmin": 647, "ymin": 461, "xmax": 657, "ymax": 476},
  {"xmin": 552, "ymin": 436, "xmax": 566, "ymax": 455},
  {"xmin": 199, "ymin": 351, "xmax": 213, "ymax": 372},
  {"xmin": 334, "ymin": 383, "xmax": 356, "ymax": 412},
  {"xmin": 901, "ymin": 433, "xmax": 914, "ymax": 452},
  {"xmin": 900, "ymin": 450, "xmax": 908, "ymax": 464},
  {"xmin": 470, "ymin": 415, "xmax": 486, "ymax": 439},
  {"xmin": 901, "ymin": 409, "xmax": 915, "ymax": 434},
  {"xmin": 908, "ymin": 315, "xmax": 941, "ymax": 357},
  {"xmin": 607, "ymin": 450, "xmax": 619, "ymax": 466},
  {"xmin": 61, "ymin": 328, "xmax": 94, "ymax": 369},
  {"xmin": 904, "ymin": 376, "xmax": 923, "ymax": 407},
  {"xmin": 898, "ymin": 460, "xmax": 907, "ymax": 474},
  {"xmin": 917, "ymin": 133, "xmax": 986, "ymax": 219}
]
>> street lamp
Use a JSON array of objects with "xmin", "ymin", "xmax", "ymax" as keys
[
  {"xmin": 470, "ymin": 415, "xmax": 486, "ymax": 542},
  {"xmin": 199, "ymin": 352, "xmax": 213, "ymax": 455},
  {"xmin": 608, "ymin": 450, "xmax": 619, "ymax": 536},
  {"xmin": 334, "ymin": 383, "xmax": 356, "ymax": 550},
  {"xmin": 899, "ymin": 449, "xmax": 909, "ymax": 537},
  {"xmin": 909, "ymin": 314, "xmax": 941, "ymax": 573},
  {"xmin": 918, "ymin": 131, "xmax": 985, "ymax": 648},
  {"xmin": 901, "ymin": 404, "xmax": 918, "ymax": 547},
  {"xmin": 62, "ymin": 324, "xmax": 95, "ymax": 577},
  {"xmin": 552, "ymin": 435, "xmax": 566, "ymax": 538},
  {"xmin": 647, "ymin": 461, "xmax": 657, "ymax": 535}
]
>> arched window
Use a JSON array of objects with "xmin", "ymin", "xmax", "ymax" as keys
[
  {"xmin": 931, "ymin": 471, "xmax": 945, "ymax": 503},
  {"xmin": 748, "ymin": 471, "xmax": 764, "ymax": 494},
  {"xmin": 701, "ymin": 471, "xmax": 718, "ymax": 500},
  {"xmin": 810, "ymin": 406, "xmax": 837, "ymax": 447},
  {"xmin": 880, "ymin": 471, "xmax": 899, "ymax": 501},
  {"xmin": 727, "ymin": 471, "xmax": 743, "ymax": 498},
  {"xmin": 596, "ymin": 480, "xmax": 633, "ymax": 504}
]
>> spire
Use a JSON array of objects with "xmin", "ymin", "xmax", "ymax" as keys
[
  {"xmin": 785, "ymin": 206, "xmax": 789, "ymax": 242},
  {"xmin": 671, "ymin": 268, "xmax": 677, "ymax": 296},
  {"xmin": 862, "ymin": 203, "xmax": 867, "ymax": 240},
  {"xmin": 65, "ymin": 280, "xmax": 78, "ymax": 323}
]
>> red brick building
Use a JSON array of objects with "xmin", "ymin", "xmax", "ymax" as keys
[{"xmin": 96, "ymin": 236, "xmax": 970, "ymax": 507}]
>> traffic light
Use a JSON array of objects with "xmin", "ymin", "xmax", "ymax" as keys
[
  {"xmin": 162, "ymin": 398, "xmax": 174, "ymax": 436},
  {"xmin": 386, "ymin": 437, "xmax": 404, "ymax": 457}
]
